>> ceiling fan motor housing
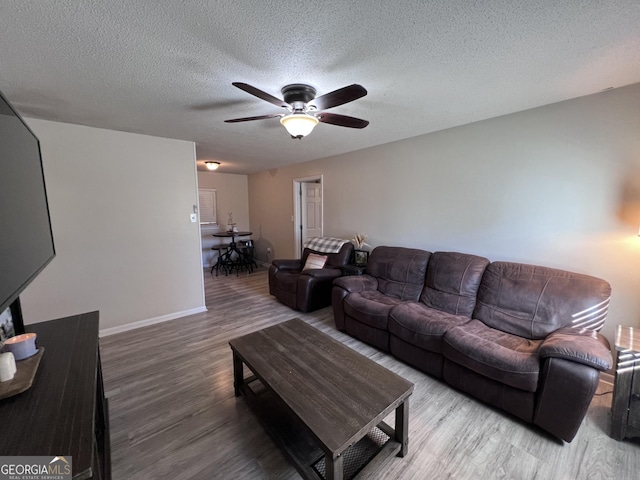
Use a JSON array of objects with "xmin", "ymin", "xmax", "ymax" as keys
[{"xmin": 281, "ymin": 84, "xmax": 316, "ymax": 110}]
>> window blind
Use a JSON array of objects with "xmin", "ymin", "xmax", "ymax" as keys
[{"xmin": 198, "ymin": 188, "xmax": 217, "ymax": 224}]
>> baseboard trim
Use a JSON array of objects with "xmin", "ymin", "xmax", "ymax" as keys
[
  {"xmin": 600, "ymin": 371, "xmax": 614, "ymax": 387},
  {"xmin": 99, "ymin": 306, "xmax": 208, "ymax": 337}
]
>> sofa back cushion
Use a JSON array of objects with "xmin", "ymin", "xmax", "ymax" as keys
[
  {"xmin": 367, "ymin": 246, "xmax": 431, "ymax": 301},
  {"xmin": 420, "ymin": 251, "xmax": 490, "ymax": 316},
  {"xmin": 473, "ymin": 261, "xmax": 611, "ymax": 339},
  {"xmin": 301, "ymin": 242, "xmax": 353, "ymax": 269}
]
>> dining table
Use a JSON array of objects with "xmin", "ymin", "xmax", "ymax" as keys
[{"xmin": 212, "ymin": 231, "xmax": 254, "ymax": 275}]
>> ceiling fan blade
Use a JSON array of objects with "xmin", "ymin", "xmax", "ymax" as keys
[
  {"xmin": 317, "ymin": 113, "xmax": 369, "ymax": 129},
  {"xmin": 232, "ymin": 82, "xmax": 289, "ymax": 108},
  {"xmin": 311, "ymin": 84, "xmax": 367, "ymax": 111},
  {"xmin": 224, "ymin": 113, "xmax": 284, "ymax": 123}
]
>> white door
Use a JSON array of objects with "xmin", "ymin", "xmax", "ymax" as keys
[{"xmin": 301, "ymin": 182, "xmax": 323, "ymax": 248}]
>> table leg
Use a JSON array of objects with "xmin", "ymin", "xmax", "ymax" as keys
[
  {"xmin": 395, "ymin": 398, "xmax": 409, "ymax": 457},
  {"xmin": 233, "ymin": 352, "xmax": 244, "ymax": 397},
  {"xmin": 611, "ymin": 350, "xmax": 633, "ymax": 440},
  {"xmin": 224, "ymin": 244, "xmax": 244, "ymax": 276},
  {"xmin": 212, "ymin": 248, "xmax": 226, "ymax": 276},
  {"xmin": 325, "ymin": 454, "xmax": 343, "ymax": 480}
]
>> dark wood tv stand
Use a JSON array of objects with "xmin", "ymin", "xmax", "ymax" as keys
[{"xmin": 0, "ymin": 311, "xmax": 111, "ymax": 479}]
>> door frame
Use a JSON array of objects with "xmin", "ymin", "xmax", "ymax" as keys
[{"xmin": 293, "ymin": 175, "xmax": 324, "ymax": 258}]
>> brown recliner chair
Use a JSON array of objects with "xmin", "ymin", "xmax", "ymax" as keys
[{"xmin": 269, "ymin": 242, "xmax": 353, "ymax": 312}]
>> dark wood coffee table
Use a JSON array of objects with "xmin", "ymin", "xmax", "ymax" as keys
[{"xmin": 229, "ymin": 318, "xmax": 414, "ymax": 480}]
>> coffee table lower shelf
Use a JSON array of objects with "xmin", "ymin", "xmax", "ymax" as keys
[{"xmin": 239, "ymin": 376, "xmax": 403, "ymax": 480}]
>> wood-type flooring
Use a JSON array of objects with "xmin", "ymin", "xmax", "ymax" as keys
[{"xmin": 100, "ymin": 267, "xmax": 639, "ymax": 479}]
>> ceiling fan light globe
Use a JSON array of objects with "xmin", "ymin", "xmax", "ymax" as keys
[{"xmin": 280, "ymin": 113, "xmax": 319, "ymax": 138}]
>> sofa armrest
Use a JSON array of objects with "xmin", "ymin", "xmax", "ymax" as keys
[
  {"xmin": 332, "ymin": 275, "xmax": 378, "ymax": 331},
  {"xmin": 293, "ymin": 268, "xmax": 344, "ymax": 313},
  {"xmin": 269, "ymin": 259, "xmax": 302, "ymax": 296},
  {"xmin": 271, "ymin": 258, "xmax": 303, "ymax": 271},
  {"xmin": 333, "ymin": 274, "xmax": 378, "ymax": 293},
  {"xmin": 539, "ymin": 327, "xmax": 612, "ymax": 371}
]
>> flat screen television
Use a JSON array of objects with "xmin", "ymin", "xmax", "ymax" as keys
[{"xmin": 0, "ymin": 88, "xmax": 55, "ymax": 335}]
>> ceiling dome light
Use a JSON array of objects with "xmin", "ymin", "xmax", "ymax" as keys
[
  {"xmin": 205, "ymin": 161, "xmax": 220, "ymax": 171},
  {"xmin": 280, "ymin": 113, "xmax": 319, "ymax": 139}
]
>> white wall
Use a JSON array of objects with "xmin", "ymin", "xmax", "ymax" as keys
[
  {"xmin": 249, "ymin": 83, "xmax": 640, "ymax": 345},
  {"xmin": 197, "ymin": 171, "xmax": 249, "ymax": 267},
  {"xmin": 19, "ymin": 119, "xmax": 206, "ymax": 331}
]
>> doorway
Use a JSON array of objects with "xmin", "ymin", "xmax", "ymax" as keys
[{"xmin": 293, "ymin": 175, "xmax": 323, "ymax": 257}]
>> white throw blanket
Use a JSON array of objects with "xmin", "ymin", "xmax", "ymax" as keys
[{"xmin": 304, "ymin": 237, "xmax": 349, "ymax": 254}]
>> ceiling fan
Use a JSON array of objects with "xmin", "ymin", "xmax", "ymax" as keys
[{"xmin": 224, "ymin": 82, "xmax": 369, "ymax": 139}]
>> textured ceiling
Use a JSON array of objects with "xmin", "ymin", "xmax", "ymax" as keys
[{"xmin": 1, "ymin": 1, "xmax": 639, "ymax": 174}]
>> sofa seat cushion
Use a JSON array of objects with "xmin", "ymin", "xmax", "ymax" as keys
[
  {"xmin": 389, "ymin": 302, "xmax": 471, "ymax": 353},
  {"xmin": 344, "ymin": 291, "xmax": 403, "ymax": 330},
  {"xmin": 442, "ymin": 319, "xmax": 543, "ymax": 392}
]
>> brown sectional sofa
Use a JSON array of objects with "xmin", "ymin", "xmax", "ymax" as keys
[{"xmin": 332, "ymin": 246, "xmax": 613, "ymax": 442}]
